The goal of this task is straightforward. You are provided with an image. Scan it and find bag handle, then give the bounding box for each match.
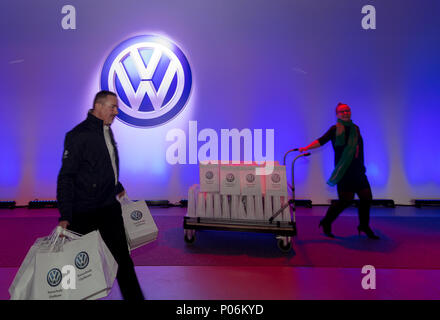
[57,226,83,240]
[47,227,83,252]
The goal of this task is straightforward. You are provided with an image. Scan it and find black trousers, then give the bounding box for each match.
[323,174,373,228]
[69,202,144,300]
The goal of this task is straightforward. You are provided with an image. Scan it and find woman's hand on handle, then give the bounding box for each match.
[299,140,321,153]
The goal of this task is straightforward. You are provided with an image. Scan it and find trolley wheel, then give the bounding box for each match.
[184,229,196,244]
[277,236,292,252]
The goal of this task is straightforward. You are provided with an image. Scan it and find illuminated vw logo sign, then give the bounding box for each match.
[130,210,143,221]
[75,251,89,270]
[47,268,62,287]
[101,35,192,127]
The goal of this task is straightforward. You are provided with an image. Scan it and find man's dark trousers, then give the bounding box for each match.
[69,201,144,300]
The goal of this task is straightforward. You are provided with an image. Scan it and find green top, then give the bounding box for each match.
[327,119,359,186]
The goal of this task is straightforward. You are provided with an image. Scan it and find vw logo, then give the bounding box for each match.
[131,210,143,221]
[226,173,235,183]
[205,171,214,180]
[271,173,281,183]
[101,35,192,128]
[75,251,89,270]
[246,174,255,183]
[47,268,62,287]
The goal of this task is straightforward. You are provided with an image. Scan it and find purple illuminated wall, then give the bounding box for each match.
[0,0,439,205]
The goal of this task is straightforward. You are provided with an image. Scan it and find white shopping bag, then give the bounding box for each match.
[240,166,262,196]
[65,230,117,300]
[9,236,53,300]
[9,228,69,300]
[265,165,288,196]
[30,250,71,300]
[220,165,241,195]
[10,228,118,300]
[121,200,158,251]
[199,162,220,193]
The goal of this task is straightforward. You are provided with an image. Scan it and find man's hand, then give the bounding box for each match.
[117,190,131,205]
[58,220,70,238]
[58,220,69,229]
[117,190,126,200]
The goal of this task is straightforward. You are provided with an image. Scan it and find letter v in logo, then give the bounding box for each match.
[101,35,192,128]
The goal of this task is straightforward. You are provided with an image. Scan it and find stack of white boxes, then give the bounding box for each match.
[186,162,291,222]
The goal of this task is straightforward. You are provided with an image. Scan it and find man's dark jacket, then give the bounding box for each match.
[57,113,124,224]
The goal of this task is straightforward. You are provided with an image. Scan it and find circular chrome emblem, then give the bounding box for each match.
[101,35,192,127]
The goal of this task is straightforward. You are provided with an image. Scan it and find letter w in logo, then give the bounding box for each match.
[114,48,178,111]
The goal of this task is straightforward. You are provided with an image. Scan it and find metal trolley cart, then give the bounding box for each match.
[183,149,310,252]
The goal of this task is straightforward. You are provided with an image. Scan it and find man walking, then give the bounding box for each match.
[57,90,144,300]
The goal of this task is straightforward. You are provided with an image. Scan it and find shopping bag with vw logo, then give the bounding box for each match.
[219,165,241,195]
[121,200,158,251]
[9,233,65,300]
[264,164,288,196]
[30,250,71,300]
[240,165,262,196]
[199,162,220,193]
[28,228,117,300]
[60,230,118,300]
